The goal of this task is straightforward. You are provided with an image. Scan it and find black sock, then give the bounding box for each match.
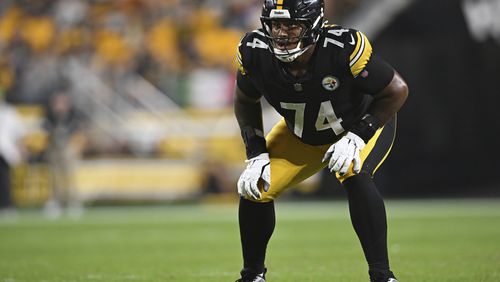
[343,173,390,273]
[239,198,275,274]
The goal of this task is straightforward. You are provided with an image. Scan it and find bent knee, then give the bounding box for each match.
[337,170,372,183]
[243,193,275,203]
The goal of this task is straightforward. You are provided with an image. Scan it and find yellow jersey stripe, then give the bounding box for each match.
[236,50,242,65]
[349,32,372,77]
[236,49,246,75]
[349,32,362,61]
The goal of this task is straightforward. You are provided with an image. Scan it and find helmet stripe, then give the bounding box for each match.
[277,0,284,9]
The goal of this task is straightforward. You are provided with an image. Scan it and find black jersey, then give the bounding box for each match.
[236,25,394,146]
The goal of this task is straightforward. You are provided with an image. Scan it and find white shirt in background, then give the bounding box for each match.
[0,103,26,166]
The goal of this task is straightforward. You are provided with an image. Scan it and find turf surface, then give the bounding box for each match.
[1,199,499,281]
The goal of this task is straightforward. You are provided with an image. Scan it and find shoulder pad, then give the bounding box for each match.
[322,25,373,77]
[236,29,269,76]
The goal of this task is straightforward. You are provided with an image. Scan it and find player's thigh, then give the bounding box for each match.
[337,116,397,182]
[257,120,327,202]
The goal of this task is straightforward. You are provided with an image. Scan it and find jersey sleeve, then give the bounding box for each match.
[354,54,395,94]
[236,45,247,76]
[236,71,262,99]
[235,33,262,99]
[343,29,373,78]
[336,28,394,92]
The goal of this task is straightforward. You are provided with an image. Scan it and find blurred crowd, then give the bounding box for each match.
[0,0,265,107]
[0,0,364,106]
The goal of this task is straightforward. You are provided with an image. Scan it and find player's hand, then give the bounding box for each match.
[322,132,366,175]
[237,153,271,200]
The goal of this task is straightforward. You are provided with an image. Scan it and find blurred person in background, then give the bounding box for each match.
[234,0,408,281]
[43,84,86,218]
[0,88,27,217]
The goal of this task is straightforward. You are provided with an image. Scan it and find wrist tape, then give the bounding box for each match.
[349,114,382,143]
[241,126,267,159]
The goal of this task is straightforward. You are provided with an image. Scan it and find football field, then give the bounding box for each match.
[1,199,499,282]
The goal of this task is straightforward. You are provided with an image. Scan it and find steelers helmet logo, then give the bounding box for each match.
[322,76,340,91]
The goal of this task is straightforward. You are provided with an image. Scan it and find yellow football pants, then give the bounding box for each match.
[252,117,396,203]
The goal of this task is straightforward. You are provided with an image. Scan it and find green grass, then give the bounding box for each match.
[1,199,499,281]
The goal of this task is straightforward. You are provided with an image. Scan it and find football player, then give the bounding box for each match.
[234,0,408,282]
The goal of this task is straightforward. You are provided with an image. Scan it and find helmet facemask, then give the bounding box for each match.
[262,18,310,62]
[261,7,324,63]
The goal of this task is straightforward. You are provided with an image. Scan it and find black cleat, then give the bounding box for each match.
[235,268,266,282]
[234,275,265,282]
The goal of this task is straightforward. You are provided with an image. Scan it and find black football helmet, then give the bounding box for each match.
[261,0,324,62]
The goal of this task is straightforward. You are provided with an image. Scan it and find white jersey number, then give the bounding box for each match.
[323,29,350,48]
[280,101,345,138]
[247,38,268,49]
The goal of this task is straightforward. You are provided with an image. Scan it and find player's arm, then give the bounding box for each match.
[234,34,271,199]
[367,70,408,125]
[344,29,408,143]
[323,30,408,175]
[234,73,270,200]
[351,55,408,143]
[234,34,268,159]
[234,74,267,159]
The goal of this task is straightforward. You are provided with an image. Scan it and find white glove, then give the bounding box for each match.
[237,153,271,200]
[322,132,366,175]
